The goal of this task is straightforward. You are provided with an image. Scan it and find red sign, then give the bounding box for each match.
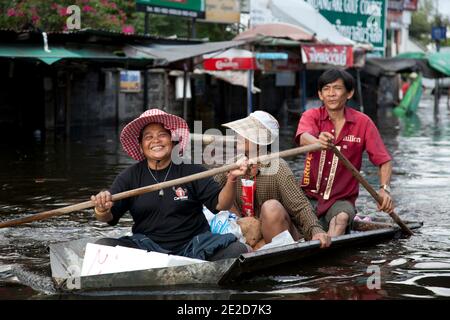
[403,0,418,11]
[203,57,256,70]
[301,45,353,67]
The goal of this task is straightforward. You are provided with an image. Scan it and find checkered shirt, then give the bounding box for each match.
[214,158,324,240]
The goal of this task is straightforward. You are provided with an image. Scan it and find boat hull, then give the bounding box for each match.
[49,221,423,292]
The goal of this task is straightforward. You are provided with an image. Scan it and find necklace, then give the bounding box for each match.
[147,162,172,196]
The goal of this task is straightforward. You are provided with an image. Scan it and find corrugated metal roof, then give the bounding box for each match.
[126,40,248,65]
[0,43,149,65]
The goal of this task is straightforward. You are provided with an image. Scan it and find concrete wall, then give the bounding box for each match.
[54,68,178,128]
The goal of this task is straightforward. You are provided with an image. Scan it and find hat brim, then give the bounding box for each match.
[222,117,276,146]
[120,113,190,161]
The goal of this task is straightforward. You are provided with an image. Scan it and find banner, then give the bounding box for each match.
[301,45,353,67]
[403,0,418,11]
[203,48,256,70]
[249,0,274,26]
[136,0,205,18]
[203,0,240,23]
[204,57,256,70]
[305,0,386,57]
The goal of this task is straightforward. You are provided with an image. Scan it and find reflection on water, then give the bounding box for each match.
[1,95,450,299]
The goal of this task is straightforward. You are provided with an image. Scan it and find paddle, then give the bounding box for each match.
[0,143,322,229]
[329,144,414,237]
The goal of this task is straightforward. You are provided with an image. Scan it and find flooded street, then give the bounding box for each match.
[1,93,450,299]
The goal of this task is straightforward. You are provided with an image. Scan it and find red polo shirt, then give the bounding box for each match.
[295,106,392,217]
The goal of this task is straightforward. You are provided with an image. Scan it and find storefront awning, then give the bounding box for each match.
[0,43,147,65]
[124,40,248,66]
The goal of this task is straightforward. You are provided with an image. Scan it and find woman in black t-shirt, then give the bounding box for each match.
[91,109,249,261]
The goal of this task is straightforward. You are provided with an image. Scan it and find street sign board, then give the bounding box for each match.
[301,45,354,67]
[203,0,240,24]
[305,0,387,57]
[432,26,447,41]
[203,48,256,70]
[136,0,205,18]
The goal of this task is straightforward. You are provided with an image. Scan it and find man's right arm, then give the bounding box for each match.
[295,110,330,149]
[299,132,319,146]
[300,132,334,150]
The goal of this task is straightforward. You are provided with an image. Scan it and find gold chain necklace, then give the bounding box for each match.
[147,162,172,197]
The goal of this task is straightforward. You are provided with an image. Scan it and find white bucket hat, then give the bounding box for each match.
[222,110,279,145]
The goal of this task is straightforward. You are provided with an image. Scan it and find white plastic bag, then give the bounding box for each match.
[257,230,295,251]
[204,208,246,244]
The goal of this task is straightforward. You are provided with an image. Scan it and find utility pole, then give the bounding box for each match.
[143,13,149,112]
[434,38,440,114]
[431,23,446,115]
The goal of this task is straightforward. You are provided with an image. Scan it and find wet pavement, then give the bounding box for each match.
[0,93,449,299]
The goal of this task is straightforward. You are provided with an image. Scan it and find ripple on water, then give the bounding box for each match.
[413,262,450,270]
[388,258,408,267]
[388,273,450,298]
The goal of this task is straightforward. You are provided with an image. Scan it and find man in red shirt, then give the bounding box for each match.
[295,69,394,237]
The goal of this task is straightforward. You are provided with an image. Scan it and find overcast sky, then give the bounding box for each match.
[437,0,450,18]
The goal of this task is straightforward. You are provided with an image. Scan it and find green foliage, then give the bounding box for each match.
[410,0,450,46]
[410,0,433,44]
[0,0,238,41]
[0,0,140,32]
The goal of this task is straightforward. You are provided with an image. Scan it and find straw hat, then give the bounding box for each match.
[120,109,190,161]
[222,111,279,145]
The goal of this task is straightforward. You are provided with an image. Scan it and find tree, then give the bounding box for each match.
[1,0,144,33]
[0,0,238,41]
[410,0,450,47]
[409,0,434,45]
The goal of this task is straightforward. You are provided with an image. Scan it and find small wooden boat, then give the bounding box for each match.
[47,219,422,292]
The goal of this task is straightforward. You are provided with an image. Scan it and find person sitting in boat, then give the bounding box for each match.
[90,109,250,261]
[215,111,331,249]
[295,68,394,237]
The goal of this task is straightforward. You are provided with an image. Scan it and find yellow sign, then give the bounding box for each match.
[204,0,240,24]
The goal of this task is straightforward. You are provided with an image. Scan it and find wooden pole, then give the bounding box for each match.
[0,144,322,229]
[330,144,414,236]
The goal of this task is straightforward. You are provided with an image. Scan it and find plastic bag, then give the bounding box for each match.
[204,208,246,244]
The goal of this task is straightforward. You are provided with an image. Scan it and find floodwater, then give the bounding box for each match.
[0,93,449,300]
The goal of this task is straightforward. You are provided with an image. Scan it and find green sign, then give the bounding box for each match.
[136,0,205,18]
[305,0,386,57]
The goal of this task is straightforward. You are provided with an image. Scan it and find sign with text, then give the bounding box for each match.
[136,0,205,18]
[301,45,354,67]
[432,26,447,41]
[403,0,418,11]
[249,0,274,26]
[120,71,141,92]
[203,0,240,24]
[388,0,403,11]
[203,48,257,70]
[204,56,256,70]
[305,0,386,57]
[240,0,250,13]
